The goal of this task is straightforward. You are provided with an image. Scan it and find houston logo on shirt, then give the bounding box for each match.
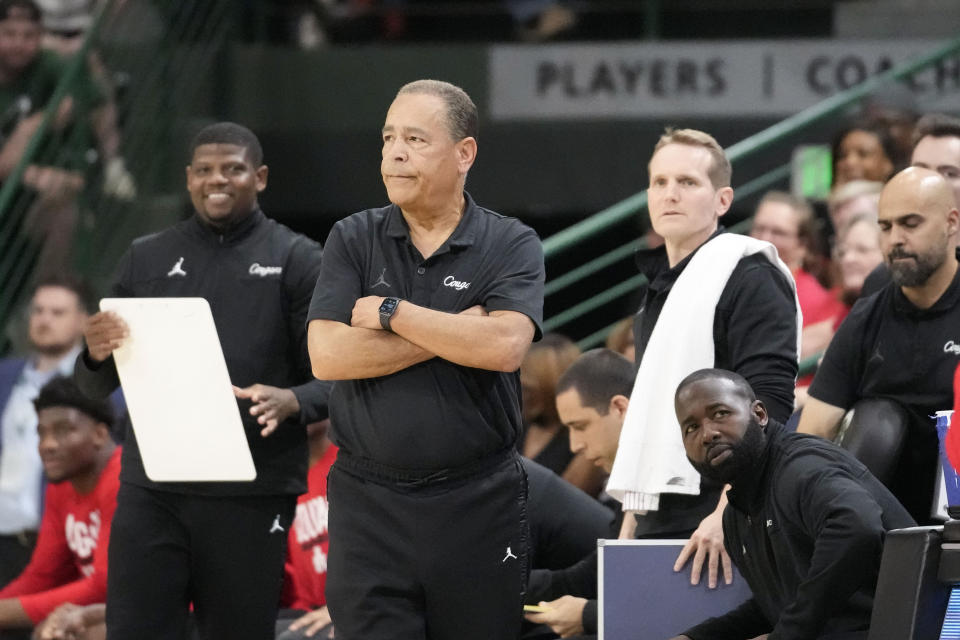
[294,496,329,575]
[66,510,101,576]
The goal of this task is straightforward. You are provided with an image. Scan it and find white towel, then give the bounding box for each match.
[606,234,802,512]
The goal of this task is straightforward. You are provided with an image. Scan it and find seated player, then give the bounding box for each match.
[276,420,337,640]
[0,377,119,634]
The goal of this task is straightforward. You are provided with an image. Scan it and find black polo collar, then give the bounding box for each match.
[384,192,481,253]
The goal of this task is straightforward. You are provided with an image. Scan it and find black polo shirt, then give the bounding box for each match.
[308,193,545,472]
[809,249,960,522]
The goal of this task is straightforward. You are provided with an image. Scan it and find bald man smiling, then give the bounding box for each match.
[799,167,960,523]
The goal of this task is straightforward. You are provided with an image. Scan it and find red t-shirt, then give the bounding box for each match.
[0,447,121,623]
[284,444,337,611]
[794,268,846,327]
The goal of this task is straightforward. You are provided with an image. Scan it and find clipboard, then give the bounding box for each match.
[101,297,256,482]
[598,539,752,639]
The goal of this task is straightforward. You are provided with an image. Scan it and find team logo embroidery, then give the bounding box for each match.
[502,546,517,563]
[269,514,285,534]
[167,257,187,277]
[372,267,391,289]
[249,263,282,277]
[944,340,960,355]
[443,275,471,291]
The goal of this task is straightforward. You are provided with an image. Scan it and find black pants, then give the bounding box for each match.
[326,452,529,640]
[105,483,296,640]
[0,531,35,589]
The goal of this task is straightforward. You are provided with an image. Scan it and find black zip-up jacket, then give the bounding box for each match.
[75,209,330,496]
[683,421,915,640]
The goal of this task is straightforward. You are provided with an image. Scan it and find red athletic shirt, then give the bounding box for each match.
[0,447,121,623]
[285,444,337,611]
[794,268,846,327]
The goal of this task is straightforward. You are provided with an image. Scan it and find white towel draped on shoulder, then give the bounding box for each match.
[606,234,801,512]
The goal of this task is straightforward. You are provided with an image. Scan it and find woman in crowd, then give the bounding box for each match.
[831,123,900,188]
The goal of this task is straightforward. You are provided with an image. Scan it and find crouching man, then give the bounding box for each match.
[670,369,914,640]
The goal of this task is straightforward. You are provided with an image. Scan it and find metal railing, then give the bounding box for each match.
[0,0,237,354]
[543,35,960,355]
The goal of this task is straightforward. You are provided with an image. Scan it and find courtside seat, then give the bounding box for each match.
[868,526,948,640]
[839,398,910,487]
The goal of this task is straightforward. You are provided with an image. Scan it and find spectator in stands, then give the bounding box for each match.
[508,0,576,41]
[798,167,960,524]
[0,275,88,590]
[275,419,337,640]
[0,0,131,279]
[670,368,914,640]
[520,333,605,497]
[34,0,94,55]
[0,376,119,635]
[307,79,543,640]
[911,113,960,208]
[525,348,634,639]
[749,191,844,360]
[74,122,330,640]
[606,128,799,590]
[836,213,883,308]
[831,123,899,188]
[827,179,882,237]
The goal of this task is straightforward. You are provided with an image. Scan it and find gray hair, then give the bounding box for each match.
[397,79,478,142]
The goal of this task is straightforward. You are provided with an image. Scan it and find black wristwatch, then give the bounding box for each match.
[379,297,401,331]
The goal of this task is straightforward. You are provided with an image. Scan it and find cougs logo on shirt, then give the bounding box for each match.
[66,510,101,575]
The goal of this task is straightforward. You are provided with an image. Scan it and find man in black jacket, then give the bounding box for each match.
[74,122,330,640]
[671,369,914,640]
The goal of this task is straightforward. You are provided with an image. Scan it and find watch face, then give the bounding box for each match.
[379,297,400,331]
[379,297,399,315]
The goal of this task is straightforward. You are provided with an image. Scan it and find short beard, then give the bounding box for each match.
[887,243,947,288]
[689,419,766,485]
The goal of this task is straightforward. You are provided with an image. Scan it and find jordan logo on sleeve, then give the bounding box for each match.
[269,514,284,534]
[502,546,517,563]
[167,257,187,277]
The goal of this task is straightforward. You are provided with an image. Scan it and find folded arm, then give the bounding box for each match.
[384,300,534,372]
[308,318,435,380]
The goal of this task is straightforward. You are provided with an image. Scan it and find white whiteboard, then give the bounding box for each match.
[100,297,256,482]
